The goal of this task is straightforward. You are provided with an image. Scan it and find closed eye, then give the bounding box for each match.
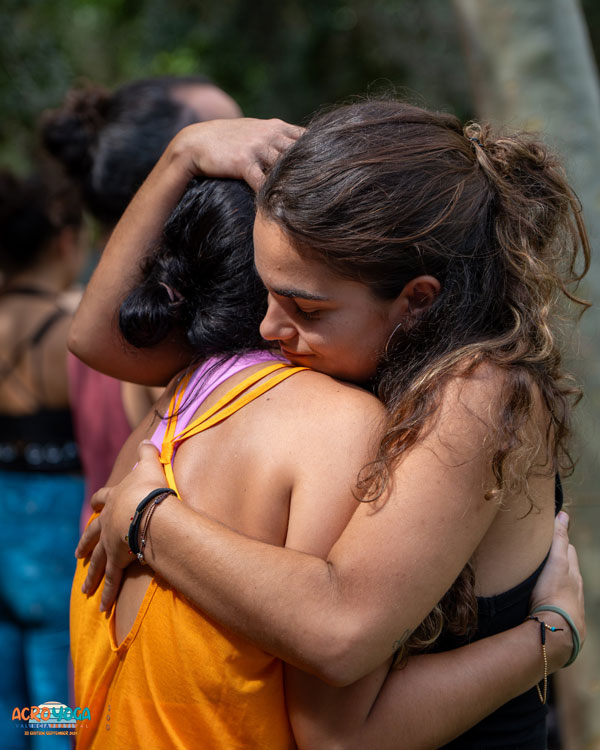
[295,304,322,321]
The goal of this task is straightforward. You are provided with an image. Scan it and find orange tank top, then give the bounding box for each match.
[71,361,306,749]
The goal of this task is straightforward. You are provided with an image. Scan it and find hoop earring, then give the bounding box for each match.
[384,320,405,355]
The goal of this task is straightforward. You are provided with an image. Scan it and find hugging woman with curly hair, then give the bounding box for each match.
[72,101,587,749]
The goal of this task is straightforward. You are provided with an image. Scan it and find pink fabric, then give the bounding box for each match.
[67,353,132,530]
[149,351,284,452]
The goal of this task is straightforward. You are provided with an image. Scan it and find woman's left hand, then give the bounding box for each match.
[76,440,169,611]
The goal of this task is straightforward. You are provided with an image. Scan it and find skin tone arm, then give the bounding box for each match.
[289,620,576,750]
[68,118,303,385]
[80,366,576,687]
[283,514,582,748]
[79,445,582,748]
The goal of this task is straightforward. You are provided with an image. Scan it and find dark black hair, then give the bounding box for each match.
[0,168,82,275]
[119,177,267,359]
[41,76,213,226]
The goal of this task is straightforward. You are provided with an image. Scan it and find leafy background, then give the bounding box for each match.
[3,0,596,169]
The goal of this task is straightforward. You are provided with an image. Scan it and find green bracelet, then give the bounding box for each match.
[530,605,581,667]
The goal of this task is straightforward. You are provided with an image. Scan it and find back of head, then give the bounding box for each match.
[119,177,266,360]
[41,76,238,227]
[0,167,82,277]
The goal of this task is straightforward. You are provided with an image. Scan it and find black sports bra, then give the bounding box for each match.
[436,475,563,749]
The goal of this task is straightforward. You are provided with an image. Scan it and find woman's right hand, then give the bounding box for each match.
[169,117,304,191]
[530,511,585,671]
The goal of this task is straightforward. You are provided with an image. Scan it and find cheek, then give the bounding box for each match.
[352,317,391,361]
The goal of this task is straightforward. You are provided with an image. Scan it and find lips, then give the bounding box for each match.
[280,345,311,360]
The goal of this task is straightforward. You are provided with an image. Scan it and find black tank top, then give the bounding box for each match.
[435,475,563,749]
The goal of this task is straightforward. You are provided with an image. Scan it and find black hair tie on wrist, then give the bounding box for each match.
[128,488,176,560]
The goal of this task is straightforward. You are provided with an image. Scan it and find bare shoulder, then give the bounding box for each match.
[269,368,386,432]
[424,360,543,463]
[432,361,510,432]
[246,368,385,480]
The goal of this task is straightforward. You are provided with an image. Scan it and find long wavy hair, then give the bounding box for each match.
[258,99,590,659]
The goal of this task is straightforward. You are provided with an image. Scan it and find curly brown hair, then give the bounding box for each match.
[258,99,590,659]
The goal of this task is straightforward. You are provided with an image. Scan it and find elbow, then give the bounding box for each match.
[66,316,91,365]
[299,617,378,687]
[315,659,370,690]
[67,319,83,359]
[67,317,99,369]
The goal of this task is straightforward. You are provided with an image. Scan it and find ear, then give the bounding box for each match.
[389,275,441,321]
[404,275,440,314]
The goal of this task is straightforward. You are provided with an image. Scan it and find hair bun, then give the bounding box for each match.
[41,84,111,177]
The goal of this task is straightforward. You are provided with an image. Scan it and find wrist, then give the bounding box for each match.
[529,611,572,672]
[165,125,206,181]
[134,491,180,568]
[127,488,176,564]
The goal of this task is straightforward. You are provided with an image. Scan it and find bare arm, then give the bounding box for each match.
[79,370,557,684]
[68,118,302,385]
[288,623,567,749]
[79,458,582,746]
[284,515,583,749]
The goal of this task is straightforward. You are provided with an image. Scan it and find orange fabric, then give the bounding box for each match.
[71,363,307,749]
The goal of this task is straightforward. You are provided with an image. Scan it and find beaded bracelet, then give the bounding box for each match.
[127,488,177,563]
[525,615,564,705]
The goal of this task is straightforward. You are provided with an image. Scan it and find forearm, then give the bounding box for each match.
[68,140,194,384]
[350,616,568,748]
[145,496,367,684]
[288,617,571,750]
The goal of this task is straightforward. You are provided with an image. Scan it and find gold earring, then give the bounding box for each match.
[384,321,405,355]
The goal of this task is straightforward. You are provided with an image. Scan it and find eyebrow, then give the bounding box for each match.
[272,286,330,302]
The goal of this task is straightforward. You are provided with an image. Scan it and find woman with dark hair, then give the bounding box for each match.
[41,76,242,525]
[42,76,240,230]
[71,168,383,749]
[0,167,85,748]
[72,109,586,748]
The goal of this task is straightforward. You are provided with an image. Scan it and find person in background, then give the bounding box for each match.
[41,75,242,527]
[0,167,85,749]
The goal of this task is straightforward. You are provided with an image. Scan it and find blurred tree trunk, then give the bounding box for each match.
[453,1,600,748]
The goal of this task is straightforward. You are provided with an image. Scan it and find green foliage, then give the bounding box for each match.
[0,0,470,168]
[1,0,598,170]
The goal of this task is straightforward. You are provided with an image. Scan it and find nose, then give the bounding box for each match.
[259,295,296,342]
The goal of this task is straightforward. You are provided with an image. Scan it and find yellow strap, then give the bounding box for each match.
[164,461,177,495]
[160,363,289,467]
[160,364,307,489]
[162,371,193,458]
[173,366,307,441]
[170,363,290,442]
